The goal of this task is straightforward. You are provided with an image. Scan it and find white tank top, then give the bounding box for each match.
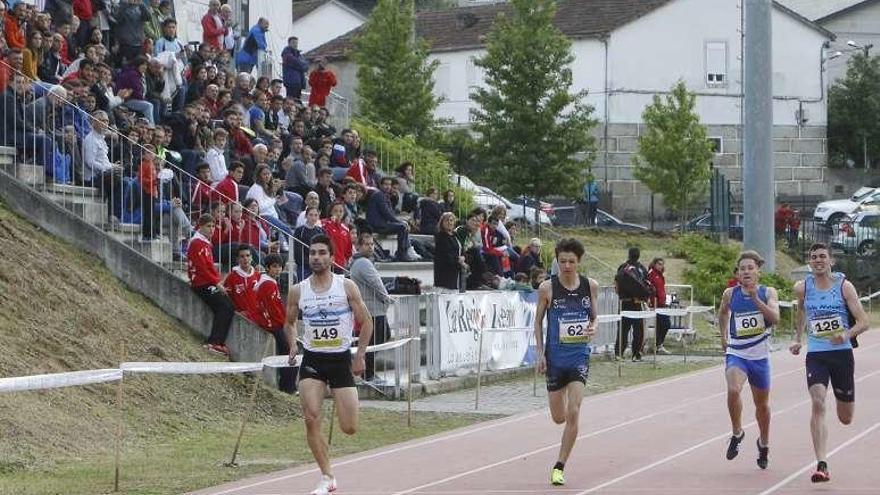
[298,274,355,353]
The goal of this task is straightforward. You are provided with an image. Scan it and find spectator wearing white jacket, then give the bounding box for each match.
[206,128,229,184]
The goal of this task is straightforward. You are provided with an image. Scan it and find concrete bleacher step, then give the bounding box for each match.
[375,261,433,287]
[136,239,173,265]
[42,182,100,200]
[64,201,108,226]
[0,162,43,186]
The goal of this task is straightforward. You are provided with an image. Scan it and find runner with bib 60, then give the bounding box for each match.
[718,250,780,469]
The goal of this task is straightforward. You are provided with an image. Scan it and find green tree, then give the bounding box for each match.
[352,0,441,140]
[634,81,713,227]
[470,0,596,201]
[828,53,880,168]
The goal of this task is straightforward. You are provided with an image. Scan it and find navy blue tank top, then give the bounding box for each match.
[546,275,593,365]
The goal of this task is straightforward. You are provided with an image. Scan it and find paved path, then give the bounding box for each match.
[191,332,880,494]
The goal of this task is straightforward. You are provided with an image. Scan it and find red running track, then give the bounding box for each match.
[191,331,880,495]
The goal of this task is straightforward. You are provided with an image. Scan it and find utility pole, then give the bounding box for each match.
[743,0,775,271]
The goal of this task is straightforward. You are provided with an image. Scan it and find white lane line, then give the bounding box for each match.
[572,368,880,495]
[390,366,809,495]
[756,421,880,495]
[199,357,731,494]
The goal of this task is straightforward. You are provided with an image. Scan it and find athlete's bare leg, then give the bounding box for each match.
[556,382,585,464]
[300,378,332,476]
[809,383,829,462]
[726,367,748,435]
[332,386,359,435]
[751,385,771,446]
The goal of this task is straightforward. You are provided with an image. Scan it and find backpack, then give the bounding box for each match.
[242,33,258,56]
[615,262,653,300]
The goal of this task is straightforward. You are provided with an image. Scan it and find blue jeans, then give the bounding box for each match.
[124,99,156,125]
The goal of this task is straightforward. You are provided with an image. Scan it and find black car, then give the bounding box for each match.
[676,212,744,239]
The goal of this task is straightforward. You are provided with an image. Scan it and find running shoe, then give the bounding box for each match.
[204,343,229,356]
[756,439,769,469]
[811,462,830,483]
[310,474,338,494]
[550,468,565,486]
[726,431,745,460]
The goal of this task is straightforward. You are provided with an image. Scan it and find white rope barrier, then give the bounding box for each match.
[620,310,657,319]
[0,369,123,393]
[655,308,689,317]
[597,314,622,323]
[119,362,264,374]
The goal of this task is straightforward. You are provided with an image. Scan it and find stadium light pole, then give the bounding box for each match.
[743,0,775,271]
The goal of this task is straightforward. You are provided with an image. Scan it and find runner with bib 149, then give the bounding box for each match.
[718,250,779,469]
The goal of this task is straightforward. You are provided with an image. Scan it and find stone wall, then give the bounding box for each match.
[591,124,829,220]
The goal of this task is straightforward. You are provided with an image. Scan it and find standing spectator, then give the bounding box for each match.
[584,176,600,226]
[253,254,296,393]
[614,247,652,361]
[350,232,394,381]
[201,0,226,51]
[223,245,262,322]
[647,257,670,355]
[292,206,325,281]
[144,0,166,42]
[307,56,337,108]
[441,189,456,213]
[481,214,509,276]
[188,214,234,356]
[455,209,489,289]
[419,188,443,235]
[235,18,269,75]
[219,3,238,57]
[281,36,308,101]
[367,177,415,261]
[138,145,161,240]
[114,0,151,63]
[434,212,465,290]
[322,202,353,271]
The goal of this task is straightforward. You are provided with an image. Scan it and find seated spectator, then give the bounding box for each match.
[331,128,353,168]
[253,254,296,393]
[441,189,456,213]
[215,161,244,204]
[530,266,547,290]
[296,191,322,228]
[341,183,362,228]
[22,30,44,80]
[347,148,380,190]
[138,145,161,240]
[116,56,156,125]
[419,188,443,235]
[246,164,293,235]
[481,214,509,276]
[206,128,229,184]
[81,110,124,218]
[517,238,544,274]
[187,213,235,356]
[323,202,354,271]
[223,108,253,163]
[490,205,519,265]
[367,177,415,261]
[434,212,465,290]
[315,167,340,213]
[190,163,216,215]
[39,33,69,85]
[292,206,325,281]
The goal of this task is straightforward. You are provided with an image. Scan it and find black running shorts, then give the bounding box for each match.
[298,349,356,389]
[806,350,855,403]
[545,355,590,392]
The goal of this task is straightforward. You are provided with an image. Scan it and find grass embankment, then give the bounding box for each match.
[0,202,489,494]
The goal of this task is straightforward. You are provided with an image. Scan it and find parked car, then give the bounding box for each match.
[675,212,744,239]
[831,212,880,255]
[514,195,556,222]
[814,187,880,225]
[595,209,648,231]
[474,186,553,226]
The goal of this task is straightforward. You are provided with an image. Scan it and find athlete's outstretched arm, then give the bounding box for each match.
[534,280,551,373]
[345,279,374,376]
[842,280,869,338]
[285,284,302,364]
[718,288,732,352]
[790,281,806,355]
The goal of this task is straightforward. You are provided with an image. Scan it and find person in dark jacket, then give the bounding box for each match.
[113,0,151,63]
[434,212,465,290]
[366,177,415,261]
[614,247,651,361]
[0,73,56,169]
[281,36,308,100]
[115,56,156,125]
[419,188,443,235]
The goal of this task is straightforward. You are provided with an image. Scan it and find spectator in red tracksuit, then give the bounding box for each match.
[190,163,217,217]
[480,214,508,276]
[187,213,235,356]
[254,254,296,393]
[647,257,670,354]
[138,147,160,240]
[223,245,261,322]
[215,161,244,205]
[307,57,337,108]
[322,202,353,271]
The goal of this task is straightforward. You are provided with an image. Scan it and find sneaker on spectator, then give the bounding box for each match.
[406,246,422,260]
[657,345,670,355]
